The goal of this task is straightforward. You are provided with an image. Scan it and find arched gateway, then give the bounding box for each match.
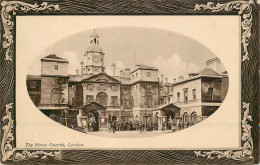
[77,102,106,131]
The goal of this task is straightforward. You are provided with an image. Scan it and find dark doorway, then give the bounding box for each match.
[85,111,99,131]
[112,116,117,122]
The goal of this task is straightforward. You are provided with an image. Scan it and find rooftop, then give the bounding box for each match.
[131,64,158,73]
[41,54,68,63]
[198,68,220,76]
[86,44,104,54]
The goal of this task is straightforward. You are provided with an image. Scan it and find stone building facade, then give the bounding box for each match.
[27,31,228,131]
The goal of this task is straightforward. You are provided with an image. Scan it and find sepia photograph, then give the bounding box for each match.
[26,27,229,138]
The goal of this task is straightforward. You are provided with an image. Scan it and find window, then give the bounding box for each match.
[51,88,60,104]
[147,72,151,77]
[86,95,94,104]
[208,87,213,99]
[177,92,180,102]
[184,89,188,102]
[30,81,36,88]
[136,73,138,77]
[183,113,188,123]
[145,92,153,107]
[168,97,170,103]
[132,75,134,79]
[54,65,58,70]
[111,96,118,106]
[192,89,196,100]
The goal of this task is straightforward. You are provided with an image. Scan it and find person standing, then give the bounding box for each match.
[139,122,143,133]
[113,122,116,133]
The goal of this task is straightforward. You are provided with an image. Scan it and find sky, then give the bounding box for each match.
[23,16,230,82]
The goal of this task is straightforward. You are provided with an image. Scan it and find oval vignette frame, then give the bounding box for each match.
[26,26,230,138]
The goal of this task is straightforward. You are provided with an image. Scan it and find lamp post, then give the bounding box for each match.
[120,106,124,122]
[60,108,69,127]
[143,109,148,130]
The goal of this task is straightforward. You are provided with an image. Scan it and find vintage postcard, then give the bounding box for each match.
[0,0,259,164]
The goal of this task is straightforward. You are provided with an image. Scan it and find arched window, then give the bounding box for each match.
[183,112,188,123]
[145,92,153,108]
[191,112,197,124]
[96,92,108,106]
[51,88,61,104]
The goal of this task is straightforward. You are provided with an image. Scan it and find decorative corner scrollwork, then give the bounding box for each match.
[1,1,60,61]
[194,102,253,160]
[194,0,253,61]
[1,103,62,162]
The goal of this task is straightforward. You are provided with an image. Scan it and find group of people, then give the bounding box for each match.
[176,120,198,130]
[108,121,160,133]
[84,118,97,132]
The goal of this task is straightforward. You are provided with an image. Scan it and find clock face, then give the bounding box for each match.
[92,55,100,63]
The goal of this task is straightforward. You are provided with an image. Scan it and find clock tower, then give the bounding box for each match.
[83,30,105,77]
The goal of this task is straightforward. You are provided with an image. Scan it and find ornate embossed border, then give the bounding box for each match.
[0,0,258,164]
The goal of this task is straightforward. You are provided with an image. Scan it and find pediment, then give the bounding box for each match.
[82,73,121,84]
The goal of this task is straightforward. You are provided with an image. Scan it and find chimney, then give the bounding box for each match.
[111,63,116,76]
[165,77,168,84]
[206,57,221,73]
[80,61,84,77]
[120,70,125,78]
[125,68,130,78]
[161,74,164,83]
[76,69,79,76]
[173,78,176,83]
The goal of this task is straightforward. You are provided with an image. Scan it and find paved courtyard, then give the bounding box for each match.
[87,130,175,138]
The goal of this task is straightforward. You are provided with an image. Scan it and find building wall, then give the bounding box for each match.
[222,76,229,100]
[82,82,120,107]
[68,82,83,108]
[131,83,141,107]
[130,69,158,83]
[139,82,160,108]
[41,61,68,76]
[40,77,69,105]
[120,85,132,109]
[131,82,159,108]
[172,78,201,104]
